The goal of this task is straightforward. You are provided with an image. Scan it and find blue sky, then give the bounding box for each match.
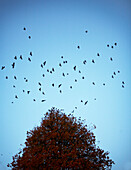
[0,0,131,169]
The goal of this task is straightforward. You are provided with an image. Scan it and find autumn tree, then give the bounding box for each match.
[8,107,115,169]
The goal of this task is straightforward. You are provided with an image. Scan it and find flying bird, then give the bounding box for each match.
[50,71,52,74]
[42,92,45,95]
[111,46,114,48]
[39,88,41,91]
[75,107,77,109]
[97,53,100,56]
[122,85,124,88]
[5,76,8,79]
[43,61,46,66]
[114,42,117,46]
[103,83,105,86]
[30,52,32,56]
[62,73,65,77]
[73,66,76,71]
[79,70,81,73]
[118,70,120,73]
[84,101,88,105]
[12,62,15,69]
[23,27,26,30]
[1,66,5,70]
[82,76,84,79]
[41,64,43,68]
[14,76,17,80]
[38,82,41,86]
[83,60,87,64]
[70,86,72,89]
[13,85,16,88]
[23,90,25,92]
[25,79,28,82]
[28,36,31,39]
[94,98,96,100]
[60,90,62,93]
[107,44,109,47]
[77,46,80,49]
[67,73,69,75]
[52,68,55,72]
[20,55,23,60]
[112,75,114,78]
[42,74,45,77]
[59,63,62,67]
[47,69,49,72]
[81,100,83,103]
[61,56,63,58]
[27,91,30,94]
[15,95,18,99]
[14,56,17,60]
[75,79,77,82]
[92,82,95,85]
[28,57,31,62]
[113,72,116,75]
[122,81,125,84]
[41,100,46,102]
[52,83,54,87]
[33,99,36,102]
[92,59,95,63]
[85,30,88,33]
[58,84,62,88]
[110,57,113,61]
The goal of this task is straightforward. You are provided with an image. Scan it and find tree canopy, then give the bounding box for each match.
[8,107,115,169]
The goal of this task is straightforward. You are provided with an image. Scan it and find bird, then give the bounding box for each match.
[12,62,15,69]
[110,57,113,61]
[61,56,63,58]
[41,100,46,102]
[103,83,105,86]
[62,73,65,77]
[33,99,36,102]
[39,88,41,91]
[42,92,45,95]
[28,57,31,62]
[122,85,124,88]
[50,71,52,74]
[70,86,72,89]
[25,79,28,82]
[14,76,17,80]
[5,76,8,79]
[59,63,62,67]
[81,100,83,103]
[75,107,77,109]
[83,60,87,64]
[73,66,76,71]
[107,44,109,47]
[13,85,16,88]
[20,55,23,60]
[92,82,95,85]
[47,69,49,72]
[41,64,43,68]
[30,52,32,56]
[112,75,114,78]
[92,59,95,63]
[94,98,96,100]
[97,53,100,56]
[114,43,117,46]
[38,82,41,86]
[122,81,125,84]
[85,30,88,33]
[111,46,114,49]
[52,68,55,72]
[15,95,18,99]
[58,84,62,88]
[79,70,81,73]
[63,61,66,64]
[75,79,77,82]
[23,27,26,30]
[67,73,69,75]
[52,83,54,87]
[65,61,67,63]
[24,77,26,80]
[14,56,17,60]
[27,91,30,94]
[28,36,31,39]
[60,90,62,93]
[42,74,45,77]
[23,90,25,92]
[84,101,88,105]
[1,66,5,70]
[77,46,80,49]
[118,70,120,73]
[11,102,14,104]
[113,72,116,75]
[43,61,46,66]
[82,76,84,79]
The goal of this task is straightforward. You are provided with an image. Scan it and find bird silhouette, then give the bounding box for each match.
[60,90,62,93]
[50,71,52,74]
[28,36,31,39]
[73,66,76,71]
[23,90,25,92]
[25,79,28,82]
[122,81,125,84]
[75,79,77,82]
[61,56,63,58]
[112,75,114,78]
[111,46,114,48]
[81,100,83,103]
[23,27,26,30]
[12,62,15,69]
[20,55,23,60]
[28,57,31,62]
[42,74,45,77]
[30,52,32,56]
[38,82,41,86]
[85,30,88,33]
[84,101,88,105]
[11,102,14,104]
[52,68,55,72]
[107,44,109,47]
[103,83,105,86]
[94,98,96,100]
[41,64,43,68]
[52,83,54,87]
[59,63,62,67]
[42,92,45,95]
[41,100,46,102]
[14,76,17,80]
[58,84,62,88]
[15,95,18,99]
[122,85,124,88]
[77,46,80,49]
[33,99,36,101]
[1,66,5,70]
[67,73,69,75]
[5,76,8,79]
[83,60,87,64]
[113,72,116,75]
[43,61,46,66]
[62,73,65,77]
[79,70,81,73]
[47,69,49,72]
[39,88,41,91]
[97,53,100,56]
[118,70,120,73]
[27,91,30,94]
[70,86,72,89]
[110,57,113,61]
[14,56,17,60]
[92,59,95,63]
[114,43,117,46]
[75,107,77,109]
[92,82,95,85]
[82,76,84,79]
[13,85,16,88]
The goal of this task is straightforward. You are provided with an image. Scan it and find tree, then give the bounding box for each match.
[7,107,115,169]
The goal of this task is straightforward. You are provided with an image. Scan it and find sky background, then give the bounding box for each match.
[0,0,131,169]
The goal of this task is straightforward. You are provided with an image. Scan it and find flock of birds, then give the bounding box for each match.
[1,27,125,111]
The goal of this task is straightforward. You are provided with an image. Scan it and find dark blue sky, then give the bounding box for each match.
[0,0,131,169]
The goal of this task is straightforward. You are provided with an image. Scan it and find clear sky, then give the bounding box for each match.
[0,0,131,169]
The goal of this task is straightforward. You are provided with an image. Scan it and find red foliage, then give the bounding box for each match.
[8,108,115,169]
